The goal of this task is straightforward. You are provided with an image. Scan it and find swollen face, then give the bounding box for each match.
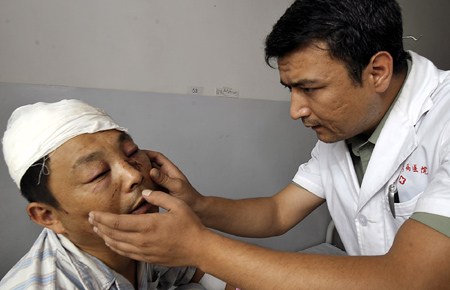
[46,130,158,248]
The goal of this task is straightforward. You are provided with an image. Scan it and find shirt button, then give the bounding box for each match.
[358,214,368,226]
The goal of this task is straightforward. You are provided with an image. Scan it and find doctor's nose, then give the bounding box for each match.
[290,93,311,120]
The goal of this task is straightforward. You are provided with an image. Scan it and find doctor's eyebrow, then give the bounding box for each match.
[280,79,320,88]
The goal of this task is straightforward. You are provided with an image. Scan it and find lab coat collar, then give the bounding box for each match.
[355,51,439,211]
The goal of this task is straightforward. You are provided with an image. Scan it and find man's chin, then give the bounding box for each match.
[317,134,342,144]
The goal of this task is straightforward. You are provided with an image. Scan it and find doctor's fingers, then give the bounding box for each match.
[150,168,186,194]
[144,150,188,180]
[89,211,166,252]
[145,150,162,170]
[92,214,199,267]
[145,150,165,163]
[90,192,195,236]
[100,230,177,266]
[90,213,167,251]
[149,169,203,209]
[145,150,174,171]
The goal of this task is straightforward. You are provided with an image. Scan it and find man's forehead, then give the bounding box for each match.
[277,45,345,86]
[52,130,131,169]
[3,99,128,188]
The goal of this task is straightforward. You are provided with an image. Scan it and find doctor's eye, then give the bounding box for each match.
[303,88,316,93]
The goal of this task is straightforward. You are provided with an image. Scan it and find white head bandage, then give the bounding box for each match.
[2,99,128,188]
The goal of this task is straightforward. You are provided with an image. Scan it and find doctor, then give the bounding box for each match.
[90,0,450,288]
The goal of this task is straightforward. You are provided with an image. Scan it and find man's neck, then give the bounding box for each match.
[388,69,408,105]
[82,243,138,288]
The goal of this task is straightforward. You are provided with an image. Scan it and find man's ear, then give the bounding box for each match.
[368,51,393,94]
[27,202,66,234]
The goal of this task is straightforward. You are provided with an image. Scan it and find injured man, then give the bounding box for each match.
[1,99,232,290]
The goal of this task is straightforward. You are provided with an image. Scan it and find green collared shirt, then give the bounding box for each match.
[346,99,392,186]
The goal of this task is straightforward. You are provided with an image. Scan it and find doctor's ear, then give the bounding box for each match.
[368,51,393,94]
[27,202,66,234]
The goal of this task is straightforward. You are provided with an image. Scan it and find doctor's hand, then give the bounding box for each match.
[89,190,207,268]
[145,150,204,210]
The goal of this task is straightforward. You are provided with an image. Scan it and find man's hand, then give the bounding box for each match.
[88,190,207,268]
[146,150,204,210]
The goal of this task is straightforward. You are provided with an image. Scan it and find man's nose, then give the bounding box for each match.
[120,160,144,192]
[290,92,311,120]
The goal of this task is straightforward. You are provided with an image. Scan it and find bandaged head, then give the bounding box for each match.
[2,99,128,188]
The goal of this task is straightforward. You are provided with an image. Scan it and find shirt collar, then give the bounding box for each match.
[58,232,141,289]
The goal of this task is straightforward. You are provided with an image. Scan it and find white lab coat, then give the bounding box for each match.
[293,51,450,256]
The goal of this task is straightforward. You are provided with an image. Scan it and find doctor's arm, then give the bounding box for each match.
[197,216,450,289]
[90,151,450,289]
[90,190,450,289]
[145,150,323,238]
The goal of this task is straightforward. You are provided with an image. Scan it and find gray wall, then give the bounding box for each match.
[400,0,450,69]
[0,83,326,278]
[0,0,293,101]
[1,0,448,102]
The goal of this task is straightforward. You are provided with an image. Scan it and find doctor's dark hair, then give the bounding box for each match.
[264,0,411,85]
[20,156,61,209]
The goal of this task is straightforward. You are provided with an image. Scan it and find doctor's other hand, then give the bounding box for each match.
[89,190,207,268]
[145,150,204,210]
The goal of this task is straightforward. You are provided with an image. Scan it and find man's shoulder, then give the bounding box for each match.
[0,228,68,289]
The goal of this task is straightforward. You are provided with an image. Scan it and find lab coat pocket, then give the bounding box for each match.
[394,192,422,221]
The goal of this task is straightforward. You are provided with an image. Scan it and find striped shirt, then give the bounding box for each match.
[0,228,205,290]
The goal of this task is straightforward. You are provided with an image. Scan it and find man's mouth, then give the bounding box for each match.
[131,200,154,214]
[304,123,321,131]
